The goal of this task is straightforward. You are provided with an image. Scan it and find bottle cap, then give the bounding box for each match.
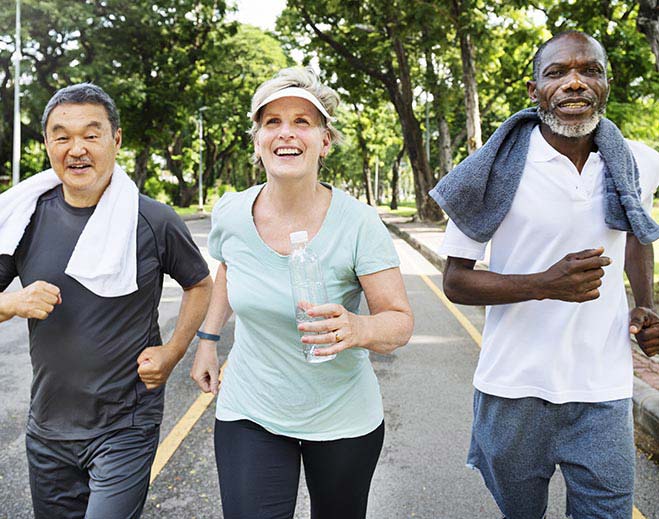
[289,231,308,244]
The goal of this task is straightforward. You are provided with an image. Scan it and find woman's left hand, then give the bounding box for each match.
[297,303,363,357]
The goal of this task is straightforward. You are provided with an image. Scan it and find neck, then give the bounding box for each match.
[261,175,327,216]
[62,181,111,208]
[539,124,596,173]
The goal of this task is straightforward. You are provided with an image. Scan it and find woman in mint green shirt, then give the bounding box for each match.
[191,67,414,519]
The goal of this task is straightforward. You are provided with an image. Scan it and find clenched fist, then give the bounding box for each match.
[629,307,659,357]
[1,281,61,321]
[538,247,610,303]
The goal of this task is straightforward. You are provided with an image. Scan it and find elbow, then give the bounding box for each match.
[384,310,414,354]
[443,274,465,304]
[401,311,414,345]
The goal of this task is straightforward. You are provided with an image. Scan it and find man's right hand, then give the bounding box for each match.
[538,247,610,302]
[1,281,61,321]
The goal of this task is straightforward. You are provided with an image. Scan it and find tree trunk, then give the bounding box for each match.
[133,145,151,192]
[362,157,374,206]
[452,0,482,154]
[354,109,375,206]
[638,0,659,71]
[385,85,443,220]
[298,8,444,221]
[374,157,382,206]
[248,166,260,186]
[390,145,405,210]
[388,36,443,221]
[165,135,192,207]
[438,116,453,177]
[425,49,454,179]
[179,185,196,207]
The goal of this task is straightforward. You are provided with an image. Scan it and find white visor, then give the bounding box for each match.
[250,87,333,122]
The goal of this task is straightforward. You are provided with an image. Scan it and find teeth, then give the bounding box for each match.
[275,148,301,156]
[561,102,587,108]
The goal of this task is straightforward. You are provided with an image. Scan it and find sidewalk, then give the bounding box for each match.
[380,212,659,455]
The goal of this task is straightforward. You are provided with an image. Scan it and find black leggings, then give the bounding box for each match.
[214,418,385,519]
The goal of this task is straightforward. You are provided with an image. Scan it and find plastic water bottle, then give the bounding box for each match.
[289,231,336,363]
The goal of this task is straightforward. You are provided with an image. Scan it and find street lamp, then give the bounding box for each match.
[12,0,21,186]
[197,106,209,211]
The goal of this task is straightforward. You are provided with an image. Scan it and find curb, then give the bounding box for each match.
[385,222,448,273]
[180,212,210,222]
[384,221,490,272]
[384,218,659,454]
[633,378,659,456]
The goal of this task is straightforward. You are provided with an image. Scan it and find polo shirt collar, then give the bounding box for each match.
[528,125,602,166]
[528,125,563,163]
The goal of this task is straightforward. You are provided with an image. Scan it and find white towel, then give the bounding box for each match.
[0,165,139,297]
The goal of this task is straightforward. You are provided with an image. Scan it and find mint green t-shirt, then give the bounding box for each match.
[208,183,400,440]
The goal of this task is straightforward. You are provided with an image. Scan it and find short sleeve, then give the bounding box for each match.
[628,140,659,213]
[354,206,400,276]
[158,207,210,288]
[208,193,236,263]
[0,254,17,291]
[438,219,488,260]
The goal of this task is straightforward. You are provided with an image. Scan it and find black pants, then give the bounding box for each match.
[215,418,385,519]
[26,425,159,519]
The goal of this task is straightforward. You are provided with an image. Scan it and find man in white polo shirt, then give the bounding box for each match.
[430,31,659,518]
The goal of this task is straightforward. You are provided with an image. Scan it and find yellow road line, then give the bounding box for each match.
[418,273,482,348]
[633,508,647,519]
[149,362,226,484]
[404,244,648,519]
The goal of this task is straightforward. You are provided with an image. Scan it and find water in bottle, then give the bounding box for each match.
[289,231,336,363]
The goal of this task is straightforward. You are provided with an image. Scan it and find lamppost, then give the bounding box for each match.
[12,0,21,186]
[197,106,209,211]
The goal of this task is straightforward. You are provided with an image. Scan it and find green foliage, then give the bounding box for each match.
[216,183,236,198]
[2,0,657,214]
[142,176,174,204]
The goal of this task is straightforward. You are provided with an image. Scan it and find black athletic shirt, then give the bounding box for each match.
[0,186,209,440]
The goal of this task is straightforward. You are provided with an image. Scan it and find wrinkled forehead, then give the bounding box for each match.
[539,34,606,70]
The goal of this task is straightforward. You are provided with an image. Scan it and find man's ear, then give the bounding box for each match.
[527,80,538,103]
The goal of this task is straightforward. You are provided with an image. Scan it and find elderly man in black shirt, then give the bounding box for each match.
[0,83,212,519]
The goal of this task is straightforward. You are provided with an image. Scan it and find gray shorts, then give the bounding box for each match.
[468,389,634,519]
[26,424,160,519]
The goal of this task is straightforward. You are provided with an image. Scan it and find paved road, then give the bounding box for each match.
[1,218,658,518]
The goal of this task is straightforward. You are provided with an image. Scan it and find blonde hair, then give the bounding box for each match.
[250,67,342,169]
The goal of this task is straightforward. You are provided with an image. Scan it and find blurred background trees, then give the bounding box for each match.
[1,0,657,219]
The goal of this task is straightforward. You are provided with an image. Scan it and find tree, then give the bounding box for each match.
[450,0,482,153]
[0,0,96,180]
[87,0,234,190]
[637,0,659,71]
[279,0,444,221]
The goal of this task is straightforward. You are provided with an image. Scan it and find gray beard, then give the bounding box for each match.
[537,104,606,138]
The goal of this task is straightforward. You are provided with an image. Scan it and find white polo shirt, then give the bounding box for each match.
[439,125,659,403]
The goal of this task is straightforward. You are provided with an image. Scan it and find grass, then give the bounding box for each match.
[377,200,417,218]
[172,204,214,216]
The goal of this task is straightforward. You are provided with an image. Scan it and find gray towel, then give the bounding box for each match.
[429,107,659,245]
